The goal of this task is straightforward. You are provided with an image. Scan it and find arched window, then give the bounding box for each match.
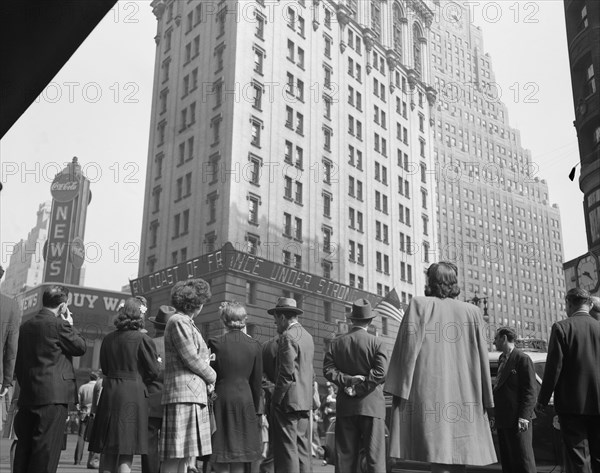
[371,1,382,38]
[393,2,403,61]
[413,23,423,76]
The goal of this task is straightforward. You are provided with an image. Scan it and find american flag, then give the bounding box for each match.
[375,288,405,323]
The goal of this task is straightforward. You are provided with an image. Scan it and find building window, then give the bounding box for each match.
[323,301,332,322]
[253,46,265,74]
[413,23,422,77]
[284,176,293,199]
[323,225,332,253]
[324,65,332,89]
[251,118,262,146]
[173,213,181,239]
[154,153,165,179]
[207,192,218,224]
[204,232,216,252]
[322,260,332,279]
[371,1,381,37]
[283,213,292,237]
[246,233,260,255]
[246,280,256,305]
[284,140,293,163]
[248,193,260,224]
[248,154,261,185]
[295,182,303,204]
[382,317,388,335]
[323,126,332,151]
[211,116,222,144]
[255,12,265,39]
[181,209,190,235]
[152,186,161,213]
[323,191,332,218]
[252,82,263,110]
[585,63,596,97]
[296,112,304,134]
[323,159,333,184]
[324,35,332,58]
[324,95,332,119]
[149,221,159,248]
[294,217,303,240]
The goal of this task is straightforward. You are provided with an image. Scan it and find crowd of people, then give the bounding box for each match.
[0,262,599,473]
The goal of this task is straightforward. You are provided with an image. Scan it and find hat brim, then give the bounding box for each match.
[267,307,304,315]
[148,316,167,327]
[348,314,376,320]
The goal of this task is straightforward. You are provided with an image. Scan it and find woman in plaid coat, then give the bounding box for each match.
[160,279,217,473]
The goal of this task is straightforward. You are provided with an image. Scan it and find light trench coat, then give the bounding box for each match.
[385,296,497,465]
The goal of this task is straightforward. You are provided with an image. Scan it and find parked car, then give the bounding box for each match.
[324,351,565,473]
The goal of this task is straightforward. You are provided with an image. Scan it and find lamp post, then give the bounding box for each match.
[467,292,491,350]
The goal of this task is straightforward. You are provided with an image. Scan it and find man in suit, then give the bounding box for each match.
[0,265,20,432]
[73,371,98,466]
[537,287,600,473]
[268,297,314,473]
[491,327,537,473]
[142,305,176,473]
[323,299,388,473]
[14,285,87,473]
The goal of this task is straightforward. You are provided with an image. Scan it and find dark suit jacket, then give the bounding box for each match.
[272,323,314,412]
[0,291,20,388]
[323,327,388,419]
[262,335,279,384]
[15,308,86,407]
[492,348,537,429]
[147,336,165,419]
[538,312,600,415]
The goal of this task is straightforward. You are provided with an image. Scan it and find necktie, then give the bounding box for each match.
[495,354,507,388]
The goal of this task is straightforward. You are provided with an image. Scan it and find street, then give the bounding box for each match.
[0,435,334,473]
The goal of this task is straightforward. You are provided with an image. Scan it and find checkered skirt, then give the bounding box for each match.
[160,403,212,459]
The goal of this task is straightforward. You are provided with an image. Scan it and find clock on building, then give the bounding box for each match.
[576,253,599,293]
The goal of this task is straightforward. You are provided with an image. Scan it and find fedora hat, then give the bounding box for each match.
[148,305,177,327]
[267,297,303,315]
[348,299,375,320]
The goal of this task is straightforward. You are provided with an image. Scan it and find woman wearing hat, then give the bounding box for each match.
[160,279,217,473]
[88,296,160,473]
[207,301,263,473]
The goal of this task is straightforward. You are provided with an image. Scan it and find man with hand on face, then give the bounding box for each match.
[268,297,314,473]
[491,327,537,473]
[14,285,87,473]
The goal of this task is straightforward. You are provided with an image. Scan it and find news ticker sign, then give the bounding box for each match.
[19,284,129,330]
[131,242,381,306]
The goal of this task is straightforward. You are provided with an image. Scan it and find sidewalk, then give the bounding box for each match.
[0,435,334,473]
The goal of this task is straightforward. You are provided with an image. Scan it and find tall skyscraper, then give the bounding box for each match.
[562,0,600,296]
[430,1,566,339]
[136,0,438,364]
[1,201,51,296]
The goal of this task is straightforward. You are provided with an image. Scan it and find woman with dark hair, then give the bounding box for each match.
[88,297,160,473]
[385,262,496,473]
[160,279,217,473]
[207,301,263,473]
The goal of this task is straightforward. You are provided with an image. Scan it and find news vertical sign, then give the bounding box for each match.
[43,157,91,284]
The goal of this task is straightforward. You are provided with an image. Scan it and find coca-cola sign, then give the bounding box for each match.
[51,173,80,202]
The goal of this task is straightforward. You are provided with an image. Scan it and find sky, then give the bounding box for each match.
[0,0,587,292]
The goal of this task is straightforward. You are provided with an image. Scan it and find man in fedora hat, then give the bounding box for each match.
[142,305,176,473]
[268,297,314,473]
[323,299,388,473]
